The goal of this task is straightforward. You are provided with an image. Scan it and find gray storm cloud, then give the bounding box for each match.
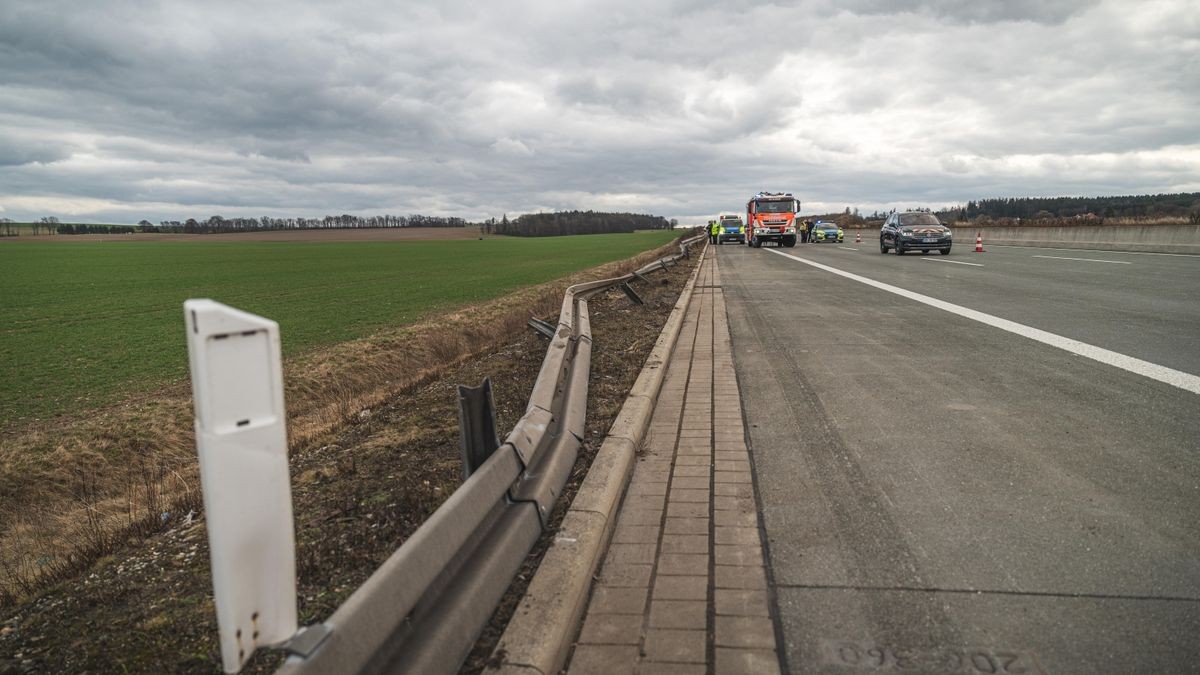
[0,0,1196,223]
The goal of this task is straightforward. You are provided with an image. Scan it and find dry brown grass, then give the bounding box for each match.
[1100,216,1194,226]
[0,239,683,606]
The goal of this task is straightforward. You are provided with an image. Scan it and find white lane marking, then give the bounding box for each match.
[767,248,1200,395]
[992,245,1199,258]
[837,247,859,251]
[920,258,984,267]
[1033,255,1131,265]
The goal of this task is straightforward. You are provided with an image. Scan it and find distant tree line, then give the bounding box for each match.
[805,207,868,227]
[960,192,1200,221]
[0,217,140,235]
[56,223,138,234]
[484,210,673,237]
[36,214,469,235]
[27,211,683,237]
[851,192,1200,226]
[132,214,468,234]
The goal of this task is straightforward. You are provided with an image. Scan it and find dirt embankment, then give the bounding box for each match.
[0,244,698,673]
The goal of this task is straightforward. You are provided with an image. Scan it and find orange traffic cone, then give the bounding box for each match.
[855,231,861,244]
[974,232,985,253]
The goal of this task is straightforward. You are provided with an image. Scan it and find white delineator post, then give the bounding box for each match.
[185,300,298,673]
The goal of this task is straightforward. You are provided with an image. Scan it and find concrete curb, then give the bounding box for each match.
[490,245,709,675]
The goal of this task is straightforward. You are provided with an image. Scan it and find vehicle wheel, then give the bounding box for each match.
[880,239,888,254]
[921,250,929,255]
[941,247,951,255]
[896,245,905,255]
[783,235,796,247]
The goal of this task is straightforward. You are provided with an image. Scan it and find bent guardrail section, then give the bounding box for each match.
[257,232,706,675]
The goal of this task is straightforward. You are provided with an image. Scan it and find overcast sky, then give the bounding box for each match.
[1,0,1197,224]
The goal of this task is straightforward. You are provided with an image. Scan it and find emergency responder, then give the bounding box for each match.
[800,219,812,244]
[710,220,720,244]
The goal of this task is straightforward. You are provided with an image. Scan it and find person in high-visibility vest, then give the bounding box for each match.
[710,220,720,244]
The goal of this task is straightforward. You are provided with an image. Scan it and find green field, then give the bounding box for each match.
[0,232,679,429]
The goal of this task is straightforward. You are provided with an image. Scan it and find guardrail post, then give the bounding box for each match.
[458,378,501,479]
[184,299,298,674]
[527,317,557,339]
[620,282,644,305]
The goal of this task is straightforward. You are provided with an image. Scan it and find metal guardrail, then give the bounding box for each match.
[276,231,706,675]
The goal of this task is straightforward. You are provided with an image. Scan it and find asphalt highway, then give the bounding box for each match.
[717,239,1200,674]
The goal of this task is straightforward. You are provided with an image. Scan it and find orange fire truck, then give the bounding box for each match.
[745,192,800,248]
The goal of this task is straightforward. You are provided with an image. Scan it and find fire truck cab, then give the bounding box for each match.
[745,192,800,248]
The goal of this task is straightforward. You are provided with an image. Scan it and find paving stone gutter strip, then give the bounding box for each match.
[489,244,709,675]
[566,252,783,675]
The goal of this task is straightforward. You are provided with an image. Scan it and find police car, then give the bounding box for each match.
[808,221,844,243]
[717,215,745,244]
